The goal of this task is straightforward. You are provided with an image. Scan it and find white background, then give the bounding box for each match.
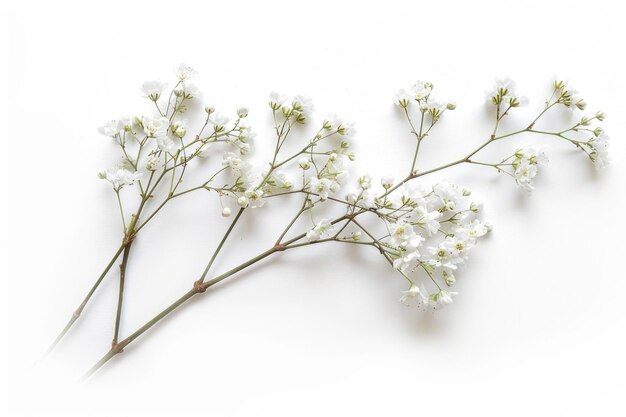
[2,0,625,416]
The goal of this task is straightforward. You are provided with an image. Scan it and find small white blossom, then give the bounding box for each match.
[181,82,201,99]
[269,92,287,110]
[414,206,441,236]
[175,63,197,81]
[244,188,265,208]
[222,152,251,176]
[381,174,394,189]
[292,95,314,119]
[428,289,458,310]
[142,116,169,138]
[156,136,176,154]
[141,80,168,101]
[306,219,333,242]
[298,157,311,170]
[309,177,336,200]
[210,113,230,131]
[487,77,528,107]
[588,133,610,168]
[98,120,119,138]
[399,284,428,305]
[99,168,143,189]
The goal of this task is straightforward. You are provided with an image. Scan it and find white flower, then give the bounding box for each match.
[464,219,490,239]
[141,80,168,101]
[553,79,587,111]
[358,174,372,190]
[175,63,197,81]
[222,152,251,176]
[412,81,432,100]
[359,189,377,208]
[142,116,169,138]
[298,157,311,170]
[221,207,232,217]
[292,94,314,118]
[244,188,265,208]
[513,147,548,191]
[238,123,256,141]
[269,92,287,110]
[309,177,334,200]
[389,221,424,248]
[156,136,176,154]
[237,107,249,118]
[306,218,333,242]
[171,119,187,138]
[487,77,528,107]
[518,147,549,166]
[98,120,119,138]
[400,183,428,207]
[399,284,428,305]
[393,243,421,271]
[325,114,356,138]
[589,133,610,168]
[99,168,143,189]
[414,206,441,236]
[210,113,230,130]
[181,82,201,99]
[272,170,293,189]
[381,174,394,189]
[514,161,537,191]
[145,154,161,171]
[427,289,458,310]
[394,88,414,108]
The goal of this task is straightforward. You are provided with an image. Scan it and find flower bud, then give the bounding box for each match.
[595,111,606,121]
[237,196,249,208]
[446,101,457,110]
[443,271,456,286]
[237,107,249,118]
[205,105,215,114]
[222,207,232,217]
[299,157,311,170]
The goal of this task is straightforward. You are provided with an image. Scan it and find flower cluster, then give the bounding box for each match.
[487,77,529,108]
[512,147,549,191]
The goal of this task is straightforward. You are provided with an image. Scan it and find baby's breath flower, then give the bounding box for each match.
[487,77,529,108]
[244,188,265,208]
[381,174,394,189]
[298,157,311,170]
[175,63,197,81]
[237,107,249,118]
[141,80,168,101]
[142,115,169,138]
[306,219,333,242]
[269,92,287,110]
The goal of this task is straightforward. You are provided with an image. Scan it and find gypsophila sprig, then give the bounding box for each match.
[46,67,611,379]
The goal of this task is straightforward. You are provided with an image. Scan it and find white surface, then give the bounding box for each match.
[2,0,625,416]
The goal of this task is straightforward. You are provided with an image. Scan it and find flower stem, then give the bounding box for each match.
[198,208,246,284]
[112,241,133,346]
[45,243,126,356]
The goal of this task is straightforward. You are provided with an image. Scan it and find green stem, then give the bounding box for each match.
[198,208,246,284]
[112,241,133,346]
[45,244,126,356]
